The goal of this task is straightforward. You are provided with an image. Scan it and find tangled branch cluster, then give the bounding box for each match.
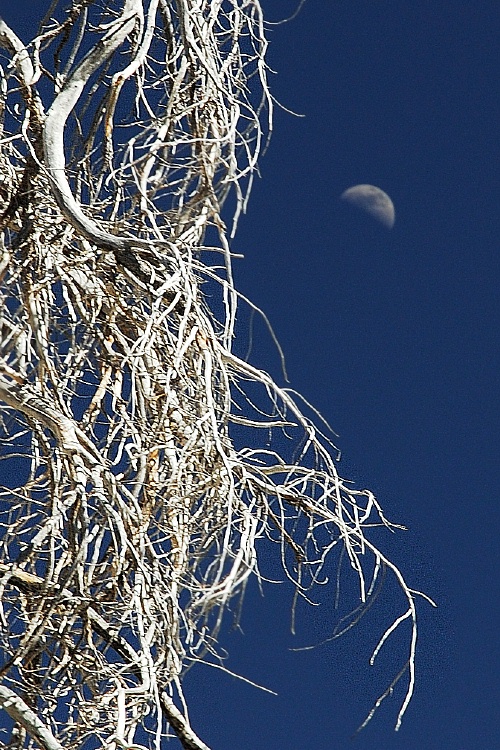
[0,2,431,748]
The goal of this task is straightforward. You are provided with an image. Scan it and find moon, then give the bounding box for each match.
[340,184,395,229]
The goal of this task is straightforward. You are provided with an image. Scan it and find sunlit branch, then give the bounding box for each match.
[0,2,431,747]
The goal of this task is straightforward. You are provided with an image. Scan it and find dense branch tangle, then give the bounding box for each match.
[0,2,429,749]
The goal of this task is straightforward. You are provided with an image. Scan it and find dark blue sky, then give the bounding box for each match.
[3,1,500,748]
[191,1,500,748]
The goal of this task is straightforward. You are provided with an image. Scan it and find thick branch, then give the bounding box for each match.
[161,694,211,750]
[42,2,139,251]
[0,375,103,467]
[0,685,64,750]
[0,17,37,87]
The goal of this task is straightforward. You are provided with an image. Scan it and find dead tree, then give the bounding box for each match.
[0,3,433,748]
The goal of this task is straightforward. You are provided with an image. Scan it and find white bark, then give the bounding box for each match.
[42,2,139,251]
[0,2,430,747]
[0,686,64,750]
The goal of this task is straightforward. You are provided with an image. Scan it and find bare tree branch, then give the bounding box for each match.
[42,1,140,250]
[161,694,212,750]
[0,2,432,747]
[0,686,64,750]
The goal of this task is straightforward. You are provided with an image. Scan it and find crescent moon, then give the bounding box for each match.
[340,184,395,229]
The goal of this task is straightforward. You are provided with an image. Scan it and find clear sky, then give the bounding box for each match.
[187,1,500,747]
[2,1,500,748]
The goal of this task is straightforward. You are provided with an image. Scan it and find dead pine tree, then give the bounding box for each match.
[0,3,433,749]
